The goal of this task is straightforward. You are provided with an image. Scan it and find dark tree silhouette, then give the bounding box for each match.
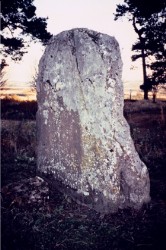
[145,12,166,85]
[114,0,166,99]
[1,0,52,60]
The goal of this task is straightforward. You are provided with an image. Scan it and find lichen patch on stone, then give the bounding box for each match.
[37,28,150,214]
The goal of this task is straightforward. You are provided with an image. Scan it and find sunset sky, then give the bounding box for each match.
[5,0,143,90]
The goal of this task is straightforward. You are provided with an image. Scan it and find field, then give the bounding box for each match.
[1,98,166,250]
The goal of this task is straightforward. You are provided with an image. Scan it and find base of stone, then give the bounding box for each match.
[37,171,150,214]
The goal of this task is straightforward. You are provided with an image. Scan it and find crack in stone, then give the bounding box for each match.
[71,30,88,111]
[37,28,150,214]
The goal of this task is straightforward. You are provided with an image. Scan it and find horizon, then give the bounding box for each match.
[1,80,166,102]
[2,0,145,92]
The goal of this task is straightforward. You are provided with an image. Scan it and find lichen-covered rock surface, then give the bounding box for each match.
[37,28,150,213]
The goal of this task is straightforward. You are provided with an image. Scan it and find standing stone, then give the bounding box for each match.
[37,28,150,213]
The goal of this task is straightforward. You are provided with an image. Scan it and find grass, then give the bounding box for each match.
[1,98,166,250]
[1,97,37,120]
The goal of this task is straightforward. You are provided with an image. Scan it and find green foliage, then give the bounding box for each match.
[1,0,52,60]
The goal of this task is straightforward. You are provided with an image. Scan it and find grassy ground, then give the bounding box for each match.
[1,98,166,250]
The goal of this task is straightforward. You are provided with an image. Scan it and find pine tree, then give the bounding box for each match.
[1,0,52,60]
[114,0,166,99]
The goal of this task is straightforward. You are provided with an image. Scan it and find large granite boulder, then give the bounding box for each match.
[37,28,150,213]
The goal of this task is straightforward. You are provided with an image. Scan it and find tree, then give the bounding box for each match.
[145,10,166,85]
[114,0,166,99]
[0,59,8,88]
[1,0,52,60]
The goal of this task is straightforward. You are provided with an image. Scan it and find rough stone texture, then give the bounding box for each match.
[37,28,150,213]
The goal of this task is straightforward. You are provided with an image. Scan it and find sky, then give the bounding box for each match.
[6,0,143,89]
